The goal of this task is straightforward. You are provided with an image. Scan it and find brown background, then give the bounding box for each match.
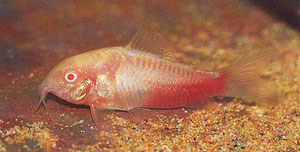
[0,0,299,151]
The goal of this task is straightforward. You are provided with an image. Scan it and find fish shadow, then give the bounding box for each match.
[40,93,252,129]
[114,96,237,123]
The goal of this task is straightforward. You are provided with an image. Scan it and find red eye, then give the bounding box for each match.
[65,72,77,82]
[67,74,74,80]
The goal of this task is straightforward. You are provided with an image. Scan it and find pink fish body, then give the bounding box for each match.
[37,31,277,128]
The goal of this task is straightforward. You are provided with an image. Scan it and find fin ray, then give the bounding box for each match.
[220,51,279,106]
[90,105,108,129]
[125,29,178,59]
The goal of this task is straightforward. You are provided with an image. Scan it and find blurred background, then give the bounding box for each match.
[0,0,299,75]
[0,0,299,151]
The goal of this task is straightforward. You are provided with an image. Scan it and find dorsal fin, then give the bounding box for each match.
[125,29,178,58]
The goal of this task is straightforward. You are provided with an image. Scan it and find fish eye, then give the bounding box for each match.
[65,72,78,83]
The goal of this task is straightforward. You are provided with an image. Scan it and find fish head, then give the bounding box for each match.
[36,47,123,111]
[37,55,97,110]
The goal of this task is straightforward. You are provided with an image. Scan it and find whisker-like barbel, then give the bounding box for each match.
[34,87,48,114]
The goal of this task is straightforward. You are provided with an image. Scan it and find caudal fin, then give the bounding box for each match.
[219,51,279,106]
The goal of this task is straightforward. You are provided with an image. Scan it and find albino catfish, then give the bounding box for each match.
[36,31,278,128]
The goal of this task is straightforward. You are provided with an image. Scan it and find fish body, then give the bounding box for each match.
[92,48,227,110]
[37,31,278,128]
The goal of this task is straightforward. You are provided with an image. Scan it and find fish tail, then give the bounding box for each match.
[219,51,279,106]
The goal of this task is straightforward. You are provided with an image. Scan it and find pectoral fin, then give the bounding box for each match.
[90,105,110,129]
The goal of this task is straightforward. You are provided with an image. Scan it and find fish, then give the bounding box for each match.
[36,30,278,128]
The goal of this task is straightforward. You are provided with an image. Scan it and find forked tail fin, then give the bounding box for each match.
[219,51,279,106]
